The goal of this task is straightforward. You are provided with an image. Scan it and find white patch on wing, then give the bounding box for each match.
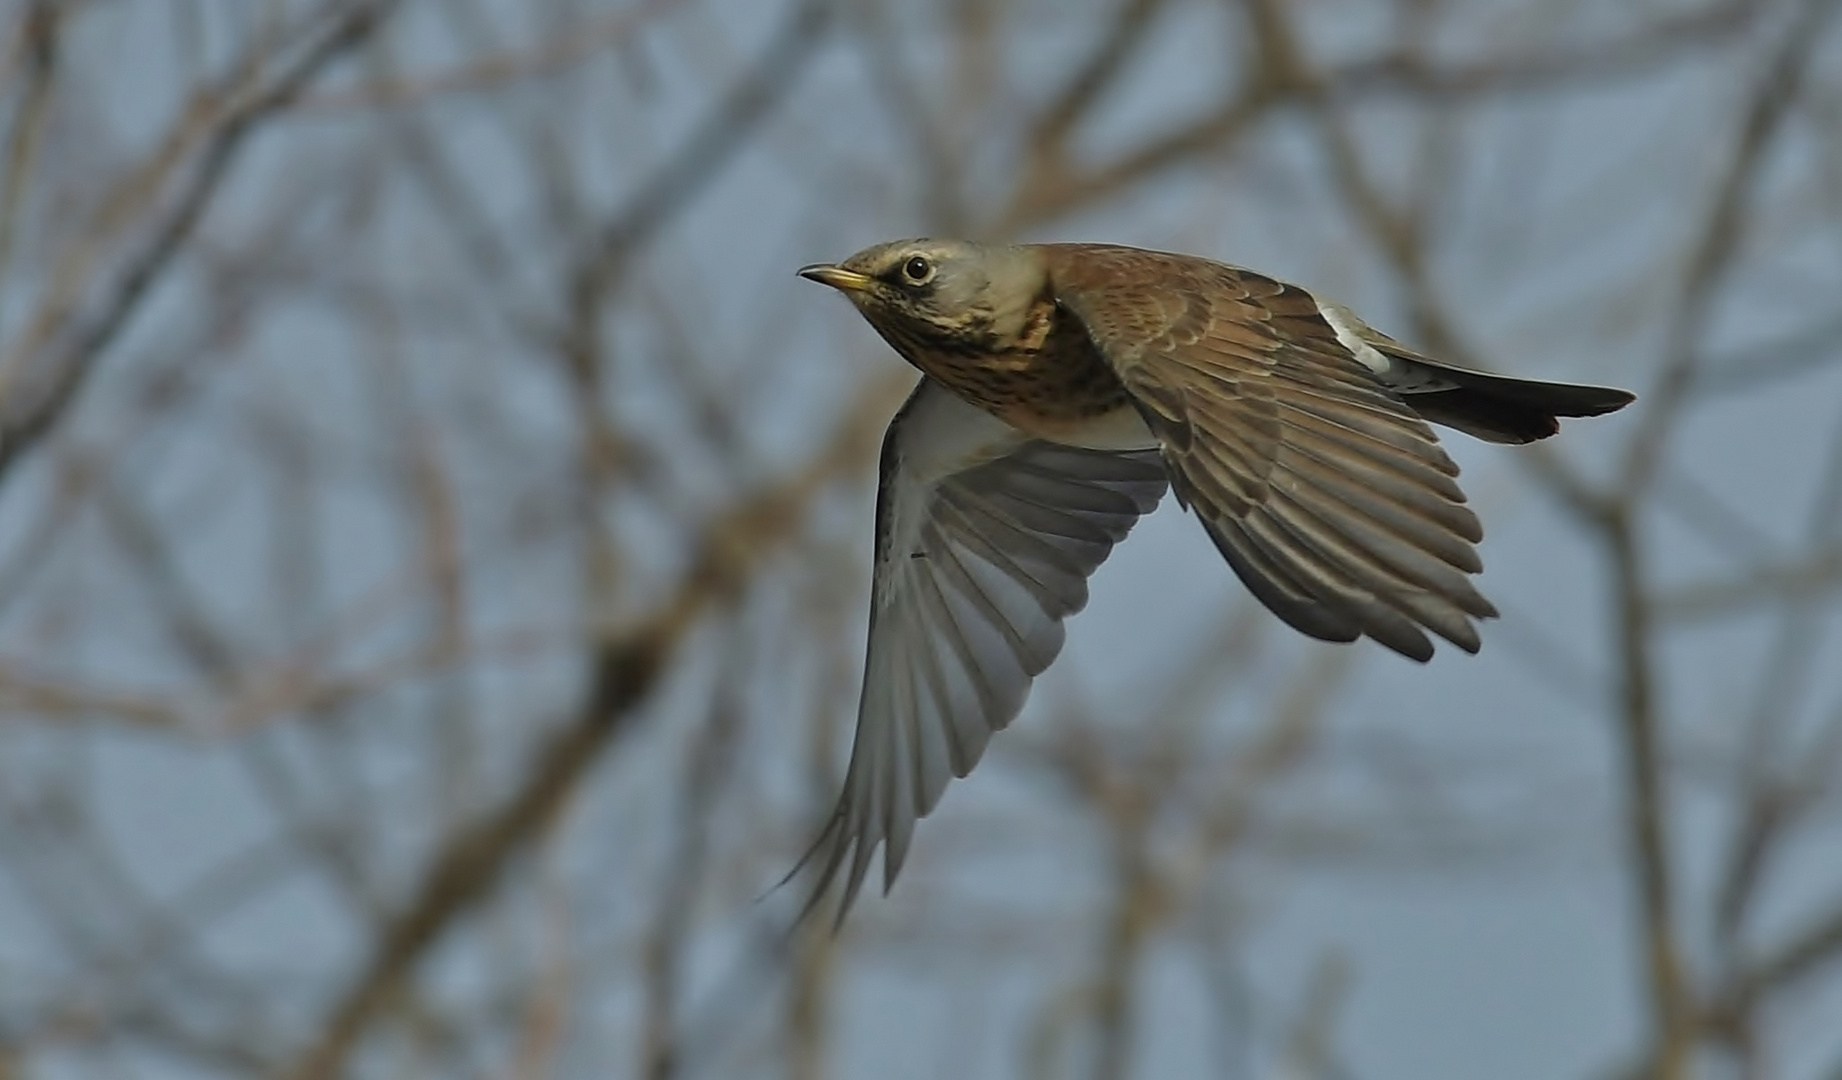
[1048,406,1159,451]
[1315,298,1456,393]
[1314,299,1392,375]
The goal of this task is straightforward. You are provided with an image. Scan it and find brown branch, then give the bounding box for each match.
[1091,805,1158,1080]
[0,0,59,296]
[1720,895,1842,1023]
[0,662,189,728]
[1601,512,1695,1079]
[640,629,751,1080]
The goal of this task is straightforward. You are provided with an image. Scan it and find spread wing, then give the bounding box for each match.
[795,379,1166,926]
[1040,243,1498,661]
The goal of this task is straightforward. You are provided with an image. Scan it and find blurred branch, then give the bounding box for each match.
[1241,0,1806,1070]
[640,626,750,1080]
[1703,410,1842,1028]
[298,0,683,111]
[1599,513,1695,1080]
[1278,952,1355,1080]
[1014,642,1351,1080]
[0,0,59,299]
[1316,0,1760,104]
[1655,468,1781,565]
[96,474,240,681]
[1020,0,1172,191]
[1692,311,1842,395]
[282,376,897,1080]
[1092,794,1159,1080]
[995,86,1278,235]
[786,925,837,1080]
[0,0,401,487]
[558,0,833,491]
[564,0,832,323]
[991,0,1767,237]
[6,1,1842,1077]
[1594,1,1840,1071]
[0,661,188,728]
[1619,0,1838,497]
[1652,543,1842,621]
[1717,894,1842,1029]
[849,2,970,232]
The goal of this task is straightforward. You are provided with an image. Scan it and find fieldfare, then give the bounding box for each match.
[794,239,1634,924]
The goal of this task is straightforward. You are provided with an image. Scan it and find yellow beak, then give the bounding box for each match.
[798,264,875,293]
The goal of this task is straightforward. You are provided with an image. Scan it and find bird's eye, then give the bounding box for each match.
[901,255,933,284]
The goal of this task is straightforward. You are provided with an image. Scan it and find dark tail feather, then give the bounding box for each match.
[1404,371,1635,445]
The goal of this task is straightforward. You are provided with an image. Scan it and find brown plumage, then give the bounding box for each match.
[792,239,1635,924]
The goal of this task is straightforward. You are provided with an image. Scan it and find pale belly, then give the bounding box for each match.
[1001,400,1160,451]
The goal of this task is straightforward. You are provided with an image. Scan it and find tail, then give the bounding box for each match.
[1405,371,1634,444]
[1323,303,1636,444]
[1376,347,1636,444]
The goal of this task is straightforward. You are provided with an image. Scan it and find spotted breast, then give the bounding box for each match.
[869,290,1136,442]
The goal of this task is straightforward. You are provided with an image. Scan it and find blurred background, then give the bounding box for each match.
[2,1,1841,1078]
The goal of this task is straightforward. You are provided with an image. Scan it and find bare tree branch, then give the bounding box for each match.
[0,0,402,485]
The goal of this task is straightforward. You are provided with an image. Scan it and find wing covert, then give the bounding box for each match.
[1040,243,1498,661]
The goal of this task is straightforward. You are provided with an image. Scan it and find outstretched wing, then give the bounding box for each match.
[1041,243,1498,662]
[796,379,1166,925]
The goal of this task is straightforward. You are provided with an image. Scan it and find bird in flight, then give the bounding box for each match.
[794,239,1634,924]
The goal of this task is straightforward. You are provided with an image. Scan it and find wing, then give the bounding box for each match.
[795,379,1167,926]
[1040,243,1498,661]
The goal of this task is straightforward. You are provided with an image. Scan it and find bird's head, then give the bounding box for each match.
[799,239,1047,352]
